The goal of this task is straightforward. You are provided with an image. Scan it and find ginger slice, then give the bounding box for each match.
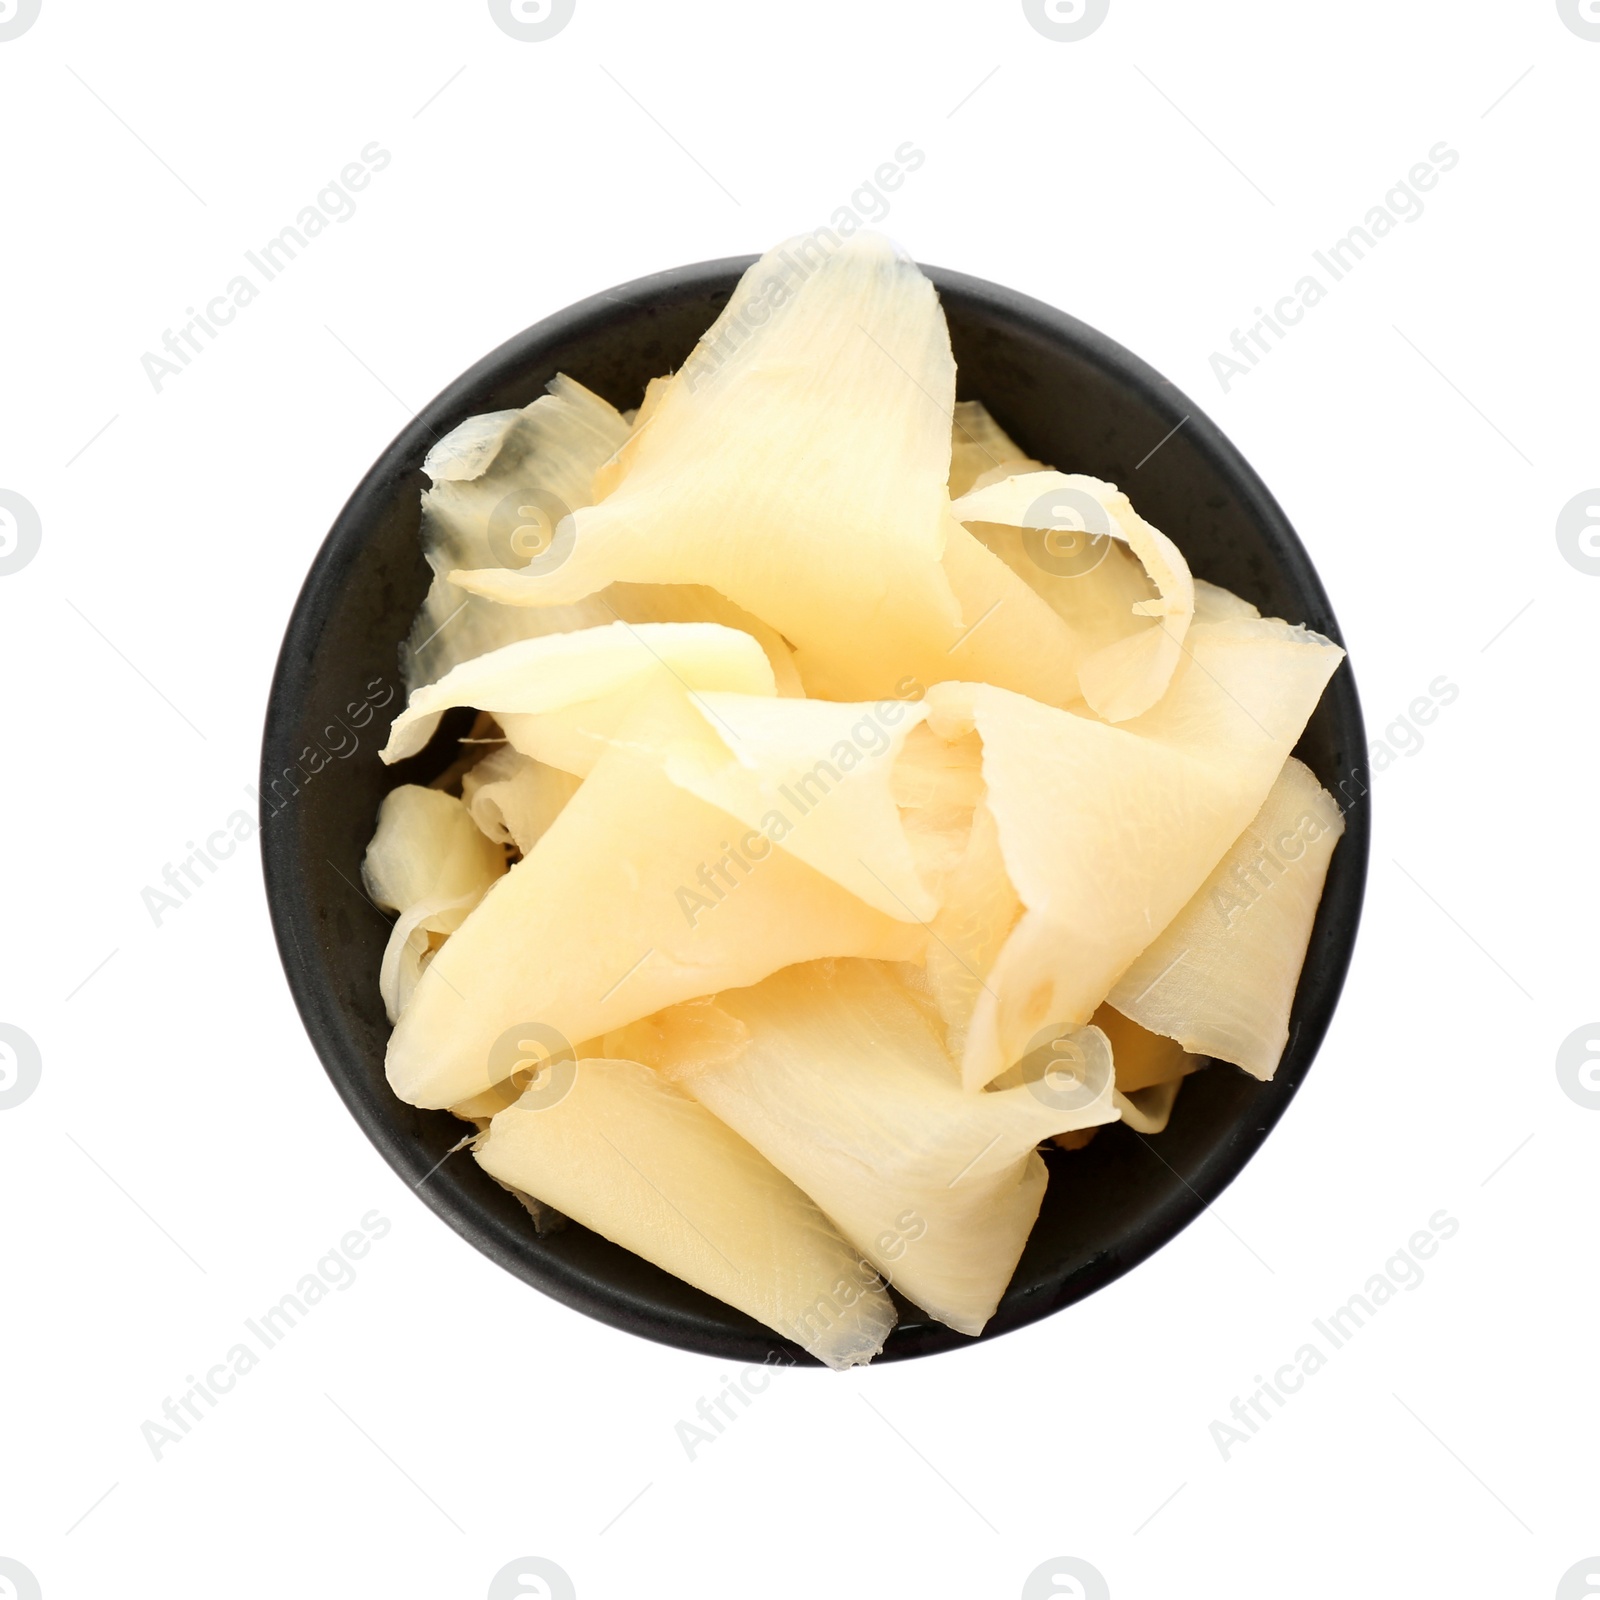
[453,235,961,696]
[405,375,802,699]
[476,1056,897,1369]
[620,960,1116,1337]
[1109,756,1346,1079]
[1050,1008,1200,1148]
[452,234,1083,707]
[631,688,936,922]
[952,470,1196,722]
[361,786,506,1021]
[406,376,631,689]
[380,620,777,770]
[384,688,924,1111]
[948,399,1042,498]
[921,616,1345,1088]
[459,745,581,858]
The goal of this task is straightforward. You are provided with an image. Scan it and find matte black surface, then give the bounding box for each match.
[261,257,1369,1365]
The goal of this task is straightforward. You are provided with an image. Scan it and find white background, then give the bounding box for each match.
[1,2,1595,1597]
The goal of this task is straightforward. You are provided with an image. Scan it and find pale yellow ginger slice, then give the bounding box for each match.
[429,581,806,705]
[1047,1008,1199,1148]
[475,1057,896,1369]
[380,620,777,770]
[890,720,986,813]
[590,373,672,501]
[385,690,924,1110]
[951,470,1196,722]
[450,235,1082,705]
[1191,577,1261,625]
[968,457,1048,492]
[404,375,803,699]
[948,400,1041,498]
[453,235,961,696]
[1050,1081,1183,1146]
[1118,616,1343,751]
[922,615,1344,1089]
[888,728,1012,1052]
[964,517,1155,693]
[616,960,1117,1337]
[1109,756,1345,1079]
[416,375,626,524]
[1115,1079,1183,1135]
[451,1079,531,1124]
[1095,1003,1202,1093]
[459,744,581,857]
[406,376,632,688]
[449,1035,605,1123]
[609,583,805,697]
[890,723,986,897]
[361,786,506,1022]
[634,688,936,922]
[921,800,1022,1065]
[1104,1005,1198,1139]
[1047,1092,1180,1147]
[930,517,1088,710]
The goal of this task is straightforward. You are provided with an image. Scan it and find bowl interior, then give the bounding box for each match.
[262,257,1368,1365]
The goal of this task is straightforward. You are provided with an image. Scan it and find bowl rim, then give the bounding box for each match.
[261,252,1369,1365]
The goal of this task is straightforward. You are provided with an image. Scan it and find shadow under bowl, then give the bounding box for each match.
[261,256,1369,1365]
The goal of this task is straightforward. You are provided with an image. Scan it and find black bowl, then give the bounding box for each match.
[261,256,1369,1365]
